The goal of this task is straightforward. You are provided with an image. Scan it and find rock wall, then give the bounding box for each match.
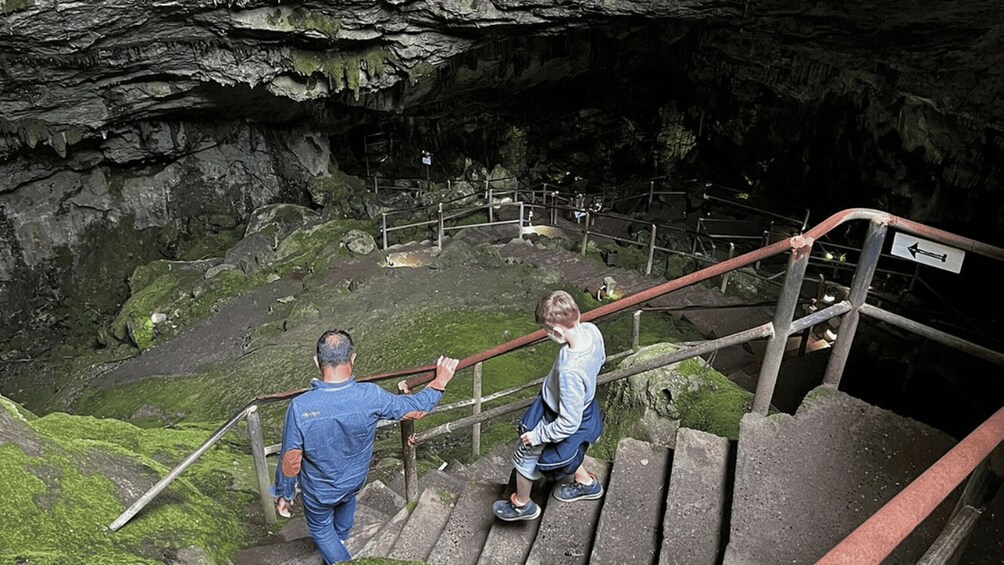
[0,121,325,349]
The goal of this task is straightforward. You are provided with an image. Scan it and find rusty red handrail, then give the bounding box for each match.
[256,208,1004,398]
[816,407,1004,564]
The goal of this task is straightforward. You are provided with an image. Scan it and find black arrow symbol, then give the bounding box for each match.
[908,242,947,263]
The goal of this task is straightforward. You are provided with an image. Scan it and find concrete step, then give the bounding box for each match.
[724,386,959,564]
[234,538,321,565]
[463,442,521,484]
[388,488,456,562]
[660,428,732,565]
[356,503,410,558]
[476,473,553,565]
[388,467,467,501]
[590,438,672,565]
[357,479,406,518]
[345,502,392,556]
[525,456,610,565]
[428,480,507,565]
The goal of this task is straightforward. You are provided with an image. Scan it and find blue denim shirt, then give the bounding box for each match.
[272,378,443,504]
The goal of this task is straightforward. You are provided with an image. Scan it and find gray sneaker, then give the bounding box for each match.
[552,475,603,502]
[493,494,541,521]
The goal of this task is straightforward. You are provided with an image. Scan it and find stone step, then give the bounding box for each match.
[590,438,672,565]
[388,467,468,501]
[660,428,732,565]
[356,503,410,558]
[428,480,507,565]
[463,442,521,484]
[388,488,456,562]
[345,502,392,556]
[723,386,959,564]
[234,538,321,565]
[357,479,406,518]
[476,472,554,565]
[525,456,610,565]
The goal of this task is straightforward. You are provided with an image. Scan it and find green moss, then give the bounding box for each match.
[273,218,371,275]
[1,395,37,421]
[408,61,435,84]
[128,316,155,351]
[1,0,33,14]
[287,9,341,36]
[590,402,644,461]
[365,48,392,78]
[128,261,174,294]
[672,358,753,439]
[178,226,244,261]
[307,169,365,209]
[0,412,250,563]
[607,244,650,273]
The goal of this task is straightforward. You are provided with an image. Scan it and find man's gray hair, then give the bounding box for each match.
[316,330,354,368]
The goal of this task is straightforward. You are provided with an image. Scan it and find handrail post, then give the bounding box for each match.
[437,203,444,250]
[488,188,494,223]
[648,180,655,208]
[374,177,379,195]
[721,242,736,293]
[382,213,388,250]
[580,211,590,255]
[472,362,483,458]
[552,191,558,224]
[646,224,657,275]
[753,238,812,414]
[632,310,642,350]
[401,419,418,504]
[823,218,889,387]
[246,406,277,525]
[518,202,525,238]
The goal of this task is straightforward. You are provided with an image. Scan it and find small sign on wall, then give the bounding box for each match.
[891,232,965,274]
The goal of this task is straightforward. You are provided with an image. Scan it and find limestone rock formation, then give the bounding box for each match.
[0,0,1000,354]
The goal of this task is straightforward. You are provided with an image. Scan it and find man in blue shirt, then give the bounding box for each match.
[272,329,458,564]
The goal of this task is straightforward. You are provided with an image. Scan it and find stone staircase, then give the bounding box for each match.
[237,386,997,564]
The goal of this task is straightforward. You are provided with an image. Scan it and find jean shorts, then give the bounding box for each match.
[512,440,545,481]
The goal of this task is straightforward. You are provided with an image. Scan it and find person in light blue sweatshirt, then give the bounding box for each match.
[493,290,606,521]
[272,329,458,564]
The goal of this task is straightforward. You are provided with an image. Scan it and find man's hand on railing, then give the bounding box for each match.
[428,355,459,391]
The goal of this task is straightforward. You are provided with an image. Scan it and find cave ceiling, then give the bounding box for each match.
[0,0,1000,161]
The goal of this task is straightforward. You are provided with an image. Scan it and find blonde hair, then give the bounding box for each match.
[535,290,580,328]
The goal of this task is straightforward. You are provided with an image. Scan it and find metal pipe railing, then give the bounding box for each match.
[108,404,256,531]
[817,407,1004,564]
[107,206,1004,539]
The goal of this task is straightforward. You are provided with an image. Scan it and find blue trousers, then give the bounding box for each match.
[302,491,355,564]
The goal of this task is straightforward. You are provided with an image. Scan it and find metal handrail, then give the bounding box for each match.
[107,208,1004,549]
[817,407,1004,564]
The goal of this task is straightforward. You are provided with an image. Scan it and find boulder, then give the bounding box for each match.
[603,343,754,447]
[225,232,277,275]
[245,204,321,242]
[341,229,377,255]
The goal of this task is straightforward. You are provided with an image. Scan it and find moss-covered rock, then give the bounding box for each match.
[0,395,251,564]
[245,203,321,242]
[307,169,367,212]
[601,342,754,448]
[1,0,33,14]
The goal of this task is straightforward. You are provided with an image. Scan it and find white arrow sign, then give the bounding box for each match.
[891,232,965,273]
